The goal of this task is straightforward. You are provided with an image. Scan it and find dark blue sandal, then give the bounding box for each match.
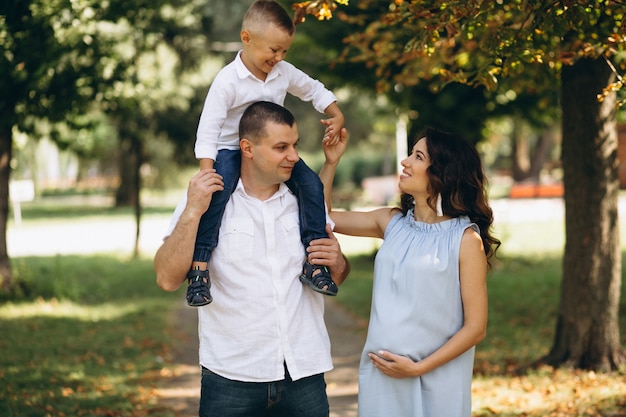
[186,267,212,307]
[299,261,338,296]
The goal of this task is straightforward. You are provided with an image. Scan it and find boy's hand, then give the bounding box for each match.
[320,115,344,146]
[322,128,348,166]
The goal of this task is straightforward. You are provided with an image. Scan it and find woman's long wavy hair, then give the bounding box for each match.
[400,127,501,265]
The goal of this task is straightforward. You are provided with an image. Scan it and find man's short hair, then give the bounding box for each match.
[242,0,295,36]
[239,101,296,143]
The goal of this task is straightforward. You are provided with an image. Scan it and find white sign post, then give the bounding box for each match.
[10,180,35,226]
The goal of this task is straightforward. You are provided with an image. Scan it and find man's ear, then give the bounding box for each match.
[240,138,253,158]
[241,30,251,45]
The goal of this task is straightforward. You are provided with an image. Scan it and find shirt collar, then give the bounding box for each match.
[234,179,291,201]
[234,50,281,82]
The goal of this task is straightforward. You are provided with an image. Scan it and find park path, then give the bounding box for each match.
[153,297,366,417]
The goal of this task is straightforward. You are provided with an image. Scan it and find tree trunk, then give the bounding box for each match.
[115,134,140,208]
[543,57,625,371]
[511,117,531,181]
[0,122,13,293]
[132,137,142,259]
[527,129,555,180]
[511,118,555,182]
[114,127,143,257]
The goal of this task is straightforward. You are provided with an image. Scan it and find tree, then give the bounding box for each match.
[0,1,100,292]
[1,0,218,267]
[289,0,561,159]
[301,0,625,371]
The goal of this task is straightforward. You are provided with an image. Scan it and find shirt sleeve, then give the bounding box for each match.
[195,71,236,160]
[282,62,337,114]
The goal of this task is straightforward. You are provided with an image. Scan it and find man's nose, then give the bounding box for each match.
[287,147,299,161]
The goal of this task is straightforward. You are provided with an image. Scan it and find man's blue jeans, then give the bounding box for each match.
[199,367,329,417]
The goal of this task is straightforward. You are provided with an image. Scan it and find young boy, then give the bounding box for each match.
[186,0,345,307]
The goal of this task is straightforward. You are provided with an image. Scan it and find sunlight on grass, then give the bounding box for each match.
[472,368,626,416]
[0,254,178,417]
[0,298,143,321]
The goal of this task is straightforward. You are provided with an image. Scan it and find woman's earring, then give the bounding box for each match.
[436,194,443,217]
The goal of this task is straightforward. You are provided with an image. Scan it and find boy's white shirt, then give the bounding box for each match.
[194,51,337,161]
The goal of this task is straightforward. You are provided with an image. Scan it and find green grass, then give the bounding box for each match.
[3,195,626,416]
[12,196,176,222]
[0,255,180,417]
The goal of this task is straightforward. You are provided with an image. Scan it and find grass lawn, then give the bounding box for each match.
[1,195,626,416]
[0,254,180,417]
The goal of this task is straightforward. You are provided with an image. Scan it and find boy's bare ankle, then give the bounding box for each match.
[191,261,208,270]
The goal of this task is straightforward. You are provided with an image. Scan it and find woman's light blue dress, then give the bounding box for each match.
[358,211,479,417]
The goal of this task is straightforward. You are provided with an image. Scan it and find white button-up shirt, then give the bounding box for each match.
[195,51,338,160]
[166,181,333,382]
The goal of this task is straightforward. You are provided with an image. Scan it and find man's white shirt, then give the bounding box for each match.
[165,181,333,382]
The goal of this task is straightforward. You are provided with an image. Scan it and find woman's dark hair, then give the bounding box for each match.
[400,127,500,264]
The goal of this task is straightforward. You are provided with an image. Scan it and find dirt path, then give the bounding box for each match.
[155,299,365,417]
[153,298,366,417]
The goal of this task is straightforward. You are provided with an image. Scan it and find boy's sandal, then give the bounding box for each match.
[299,262,338,296]
[186,267,213,307]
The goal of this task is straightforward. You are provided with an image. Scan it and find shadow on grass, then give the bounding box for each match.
[0,305,181,417]
[0,254,182,417]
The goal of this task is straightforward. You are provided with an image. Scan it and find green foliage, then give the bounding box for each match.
[339,0,625,94]
[1,0,220,179]
[287,0,565,143]
[0,1,95,130]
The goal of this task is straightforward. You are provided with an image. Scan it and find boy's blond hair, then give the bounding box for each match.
[242,0,296,36]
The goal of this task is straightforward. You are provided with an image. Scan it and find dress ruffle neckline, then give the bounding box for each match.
[403,209,469,233]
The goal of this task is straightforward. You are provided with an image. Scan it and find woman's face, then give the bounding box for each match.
[399,137,431,196]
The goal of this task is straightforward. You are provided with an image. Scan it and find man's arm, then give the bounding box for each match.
[310,129,350,284]
[320,128,348,210]
[154,170,224,291]
[307,224,350,286]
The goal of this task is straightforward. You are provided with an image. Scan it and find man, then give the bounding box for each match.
[154,101,350,417]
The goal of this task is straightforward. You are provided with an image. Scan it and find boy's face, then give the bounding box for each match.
[240,23,294,80]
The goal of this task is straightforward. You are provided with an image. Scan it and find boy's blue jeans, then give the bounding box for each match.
[193,149,328,262]
[199,366,329,417]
